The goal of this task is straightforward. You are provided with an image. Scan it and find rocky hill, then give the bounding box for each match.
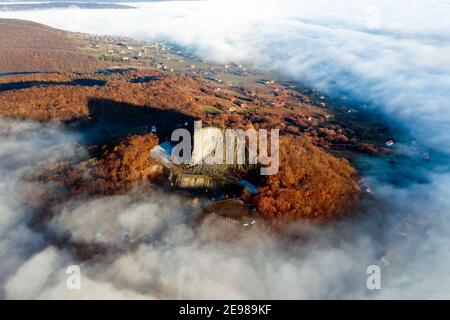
[0,19,392,224]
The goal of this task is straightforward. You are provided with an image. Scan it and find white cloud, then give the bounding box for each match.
[0,119,449,299]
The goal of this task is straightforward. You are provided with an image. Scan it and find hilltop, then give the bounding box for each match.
[0,19,106,72]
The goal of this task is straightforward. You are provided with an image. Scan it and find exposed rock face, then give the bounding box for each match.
[192,124,225,165]
[169,171,236,191]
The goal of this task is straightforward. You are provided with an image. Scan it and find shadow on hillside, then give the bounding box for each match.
[130,76,161,83]
[70,98,196,145]
[0,79,107,92]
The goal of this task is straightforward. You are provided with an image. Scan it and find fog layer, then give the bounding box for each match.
[0,0,450,299]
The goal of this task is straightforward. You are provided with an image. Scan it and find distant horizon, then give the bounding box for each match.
[0,0,191,3]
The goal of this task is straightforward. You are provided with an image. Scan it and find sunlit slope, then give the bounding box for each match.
[0,19,105,72]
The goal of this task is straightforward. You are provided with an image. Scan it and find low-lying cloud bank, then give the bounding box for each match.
[0,119,449,299]
[1,0,450,299]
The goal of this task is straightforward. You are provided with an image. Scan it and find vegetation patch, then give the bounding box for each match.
[202,105,222,115]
